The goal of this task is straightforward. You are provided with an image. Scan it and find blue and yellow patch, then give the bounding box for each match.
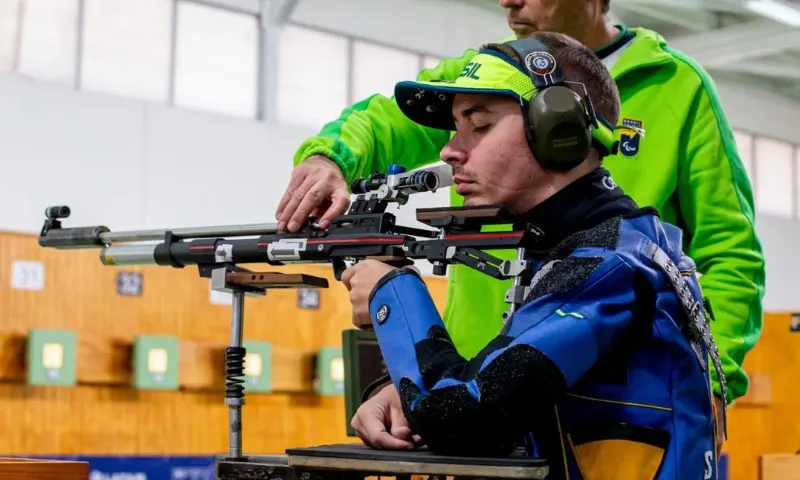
[619,118,645,157]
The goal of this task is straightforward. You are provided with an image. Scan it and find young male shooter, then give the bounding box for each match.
[341,34,721,479]
[276,0,765,445]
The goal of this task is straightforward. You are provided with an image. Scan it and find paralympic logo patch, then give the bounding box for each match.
[619,118,645,157]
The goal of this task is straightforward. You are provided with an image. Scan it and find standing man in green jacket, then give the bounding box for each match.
[276,0,765,451]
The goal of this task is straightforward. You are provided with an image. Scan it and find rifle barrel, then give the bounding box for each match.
[99,222,279,243]
[41,222,281,249]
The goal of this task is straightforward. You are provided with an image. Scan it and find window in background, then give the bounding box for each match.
[351,41,420,101]
[173,1,259,118]
[17,0,79,85]
[0,0,21,72]
[754,135,794,218]
[733,130,754,184]
[81,0,171,102]
[422,56,442,70]
[275,25,348,130]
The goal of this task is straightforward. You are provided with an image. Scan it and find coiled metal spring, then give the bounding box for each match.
[225,346,246,399]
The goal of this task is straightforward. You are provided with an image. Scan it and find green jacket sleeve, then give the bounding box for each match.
[292,49,479,182]
[674,64,766,405]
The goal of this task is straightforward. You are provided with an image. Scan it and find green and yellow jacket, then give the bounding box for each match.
[293,26,765,404]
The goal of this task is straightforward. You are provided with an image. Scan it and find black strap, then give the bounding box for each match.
[645,242,727,439]
[360,373,392,404]
[503,37,616,158]
[503,37,565,90]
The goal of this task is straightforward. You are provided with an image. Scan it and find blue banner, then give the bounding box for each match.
[14,455,217,480]
[11,452,731,480]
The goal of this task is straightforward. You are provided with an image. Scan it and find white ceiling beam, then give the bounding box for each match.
[710,58,800,79]
[666,18,800,64]
[461,0,746,14]
[613,4,717,31]
[267,0,300,24]
[610,0,747,13]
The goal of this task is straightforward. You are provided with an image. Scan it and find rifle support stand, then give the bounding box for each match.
[209,264,329,461]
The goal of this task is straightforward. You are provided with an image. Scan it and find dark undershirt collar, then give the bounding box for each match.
[518,167,640,252]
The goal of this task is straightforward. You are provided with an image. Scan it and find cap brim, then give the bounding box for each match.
[394,80,522,131]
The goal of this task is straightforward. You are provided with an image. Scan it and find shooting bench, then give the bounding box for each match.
[217,444,549,480]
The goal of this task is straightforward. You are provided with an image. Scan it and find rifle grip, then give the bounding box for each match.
[333,259,347,281]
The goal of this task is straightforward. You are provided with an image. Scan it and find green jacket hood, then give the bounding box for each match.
[497,26,674,81]
[612,26,673,79]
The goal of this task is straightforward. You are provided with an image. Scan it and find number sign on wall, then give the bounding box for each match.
[117,272,143,296]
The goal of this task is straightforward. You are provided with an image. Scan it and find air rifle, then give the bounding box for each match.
[39,164,543,287]
[37,163,543,462]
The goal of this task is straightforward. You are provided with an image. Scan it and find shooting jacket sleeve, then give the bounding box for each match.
[369,253,637,457]
[667,48,766,404]
[291,50,478,182]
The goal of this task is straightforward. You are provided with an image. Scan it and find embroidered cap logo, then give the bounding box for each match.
[524,51,557,76]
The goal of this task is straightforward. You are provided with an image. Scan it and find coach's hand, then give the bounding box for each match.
[352,383,421,450]
[276,155,350,232]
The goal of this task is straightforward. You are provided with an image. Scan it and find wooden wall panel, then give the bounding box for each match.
[0,231,450,455]
[724,312,800,480]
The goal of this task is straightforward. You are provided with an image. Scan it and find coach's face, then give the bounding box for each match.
[499,0,592,40]
[441,94,548,214]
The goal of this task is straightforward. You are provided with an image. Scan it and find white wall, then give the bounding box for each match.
[0,73,308,233]
[289,0,511,57]
[715,80,800,145]
[713,80,800,312]
[3,0,800,310]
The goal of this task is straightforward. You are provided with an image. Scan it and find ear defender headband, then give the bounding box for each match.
[501,38,619,171]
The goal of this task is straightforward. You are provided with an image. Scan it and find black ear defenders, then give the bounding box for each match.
[500,37,618,171]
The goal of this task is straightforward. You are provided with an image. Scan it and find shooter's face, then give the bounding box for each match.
[499,0,592,40]
[441,94,547,214]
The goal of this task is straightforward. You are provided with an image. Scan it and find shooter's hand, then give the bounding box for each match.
[341,260,399,329]
[275,155,350,232]
[351,383,421,450]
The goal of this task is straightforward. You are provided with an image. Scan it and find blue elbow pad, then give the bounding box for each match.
[369,269,451,397]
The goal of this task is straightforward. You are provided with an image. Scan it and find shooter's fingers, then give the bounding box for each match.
[388,406,414,442]
[341,264,357,290]
[277,177,316,231]
[353,411,416,450]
